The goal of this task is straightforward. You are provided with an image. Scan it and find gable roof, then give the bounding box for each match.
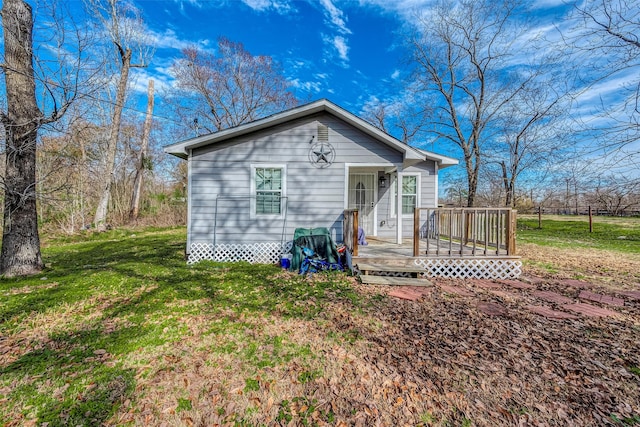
[163,99,458,168]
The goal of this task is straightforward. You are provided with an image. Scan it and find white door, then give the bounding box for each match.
[348,173,375,236]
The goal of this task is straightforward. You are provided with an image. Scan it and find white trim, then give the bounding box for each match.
[396,171,403,244]
[343,164,349,211]
[347,171,377,236]
[391,172,422,217]
[187,150,193,251]
[373,177,378,236]
[434,162,439,207]
[403,173,421,216]
[250,164,287,219]
[344,163,394,237]
[415,148,458,168]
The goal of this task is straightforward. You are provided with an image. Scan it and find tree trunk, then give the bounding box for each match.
[0,0,44,276]
[129,79,154,221]
[94,48,132,230]
[465,147,479,207]
[501,161,514,207]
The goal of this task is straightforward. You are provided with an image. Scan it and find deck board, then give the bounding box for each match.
[356,262,425,274]
[359,275,433,287]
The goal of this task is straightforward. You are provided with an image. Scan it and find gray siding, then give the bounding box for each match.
[188,113,406,248]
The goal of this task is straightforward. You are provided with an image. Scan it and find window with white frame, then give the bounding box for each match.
[392,174,419,215]
[252,165,285,216]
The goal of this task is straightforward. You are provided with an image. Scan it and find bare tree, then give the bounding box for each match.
[587,175,640,215]
[361,95,428,144]
[0,0,87,276]
[36,119,105,233]
[128,79,154,221]
[409,0,539,207]
[87,0,153,230]
[490,83,569,207]
[566,0,640,158]
[169,38,297,134]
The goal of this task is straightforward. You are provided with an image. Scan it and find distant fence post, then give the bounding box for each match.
[589,206,593,233]
[538,206,542,229]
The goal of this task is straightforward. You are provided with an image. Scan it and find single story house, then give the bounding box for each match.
[164,99,458,264]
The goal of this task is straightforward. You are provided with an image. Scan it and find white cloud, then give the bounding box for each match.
[321,34,350,65]
[147,28,211,52]
[391,69,400,79]
[173,0,203,6]
[333,36,349,61]
[530,0,568,10]
[241,0,294,14]
[357,0,436,17]
[130,67,173,94]
[289,78,323,94]
[575,73,636,104]
[319,0,351,34]
[316,0,351,65]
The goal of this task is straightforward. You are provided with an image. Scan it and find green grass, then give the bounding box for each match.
[0,227,360,426]
[517,215,640,253]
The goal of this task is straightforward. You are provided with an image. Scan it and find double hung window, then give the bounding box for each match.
[252,165,285,216]
[393,174,419,215]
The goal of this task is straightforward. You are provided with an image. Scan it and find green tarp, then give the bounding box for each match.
[290,227,340,272]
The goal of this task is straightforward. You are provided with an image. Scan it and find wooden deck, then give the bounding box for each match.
[353,238,522,280]
[345,208,517,258]
[356,237,519,259]
[348,210,522,280]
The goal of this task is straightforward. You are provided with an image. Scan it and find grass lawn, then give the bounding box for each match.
[518,214,640,253]
[517,215,640,284]
[1,228,364,426]
[1,226,639,426]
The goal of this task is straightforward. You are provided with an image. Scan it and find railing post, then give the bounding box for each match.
[353,210,359,257]
[506,209,517,255]
[413,207,420,256]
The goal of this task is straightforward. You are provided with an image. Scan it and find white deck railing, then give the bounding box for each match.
[413,208,517,257]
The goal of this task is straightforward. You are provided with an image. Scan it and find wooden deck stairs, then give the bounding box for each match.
[355,258,433,287]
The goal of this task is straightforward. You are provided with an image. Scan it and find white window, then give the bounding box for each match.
[392,174,420,216]
[251,165,286,217]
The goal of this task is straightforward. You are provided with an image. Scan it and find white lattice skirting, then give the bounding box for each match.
[188,241,293,265]
[414,258,522,279]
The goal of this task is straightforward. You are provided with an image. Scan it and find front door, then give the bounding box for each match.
[348,173,375,236]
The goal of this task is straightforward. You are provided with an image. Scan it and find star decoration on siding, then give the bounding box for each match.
[308,142,335,168]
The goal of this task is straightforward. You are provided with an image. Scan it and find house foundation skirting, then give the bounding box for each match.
[188,242,293,265]
[414,258,522,279]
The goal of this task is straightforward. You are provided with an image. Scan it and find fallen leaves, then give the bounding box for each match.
[4,267,638,426]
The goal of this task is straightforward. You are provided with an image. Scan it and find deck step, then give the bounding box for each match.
[359,275,433,287]
[356,262,424,274]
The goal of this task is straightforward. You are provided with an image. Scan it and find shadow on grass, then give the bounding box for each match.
[0,228,359,425]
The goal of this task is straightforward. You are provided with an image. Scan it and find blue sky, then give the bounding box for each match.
[124,0,631,141]
[134,0,411,112]
[10,0,637,180]
[106,0,634,181]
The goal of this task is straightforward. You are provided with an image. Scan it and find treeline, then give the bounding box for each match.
[442,174,640,217]
[35,121,188,233]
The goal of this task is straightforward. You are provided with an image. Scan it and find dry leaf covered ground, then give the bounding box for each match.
[119,269,640,426]
[1,226,639,426]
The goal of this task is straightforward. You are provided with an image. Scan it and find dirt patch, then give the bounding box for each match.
[519,243,640,289]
